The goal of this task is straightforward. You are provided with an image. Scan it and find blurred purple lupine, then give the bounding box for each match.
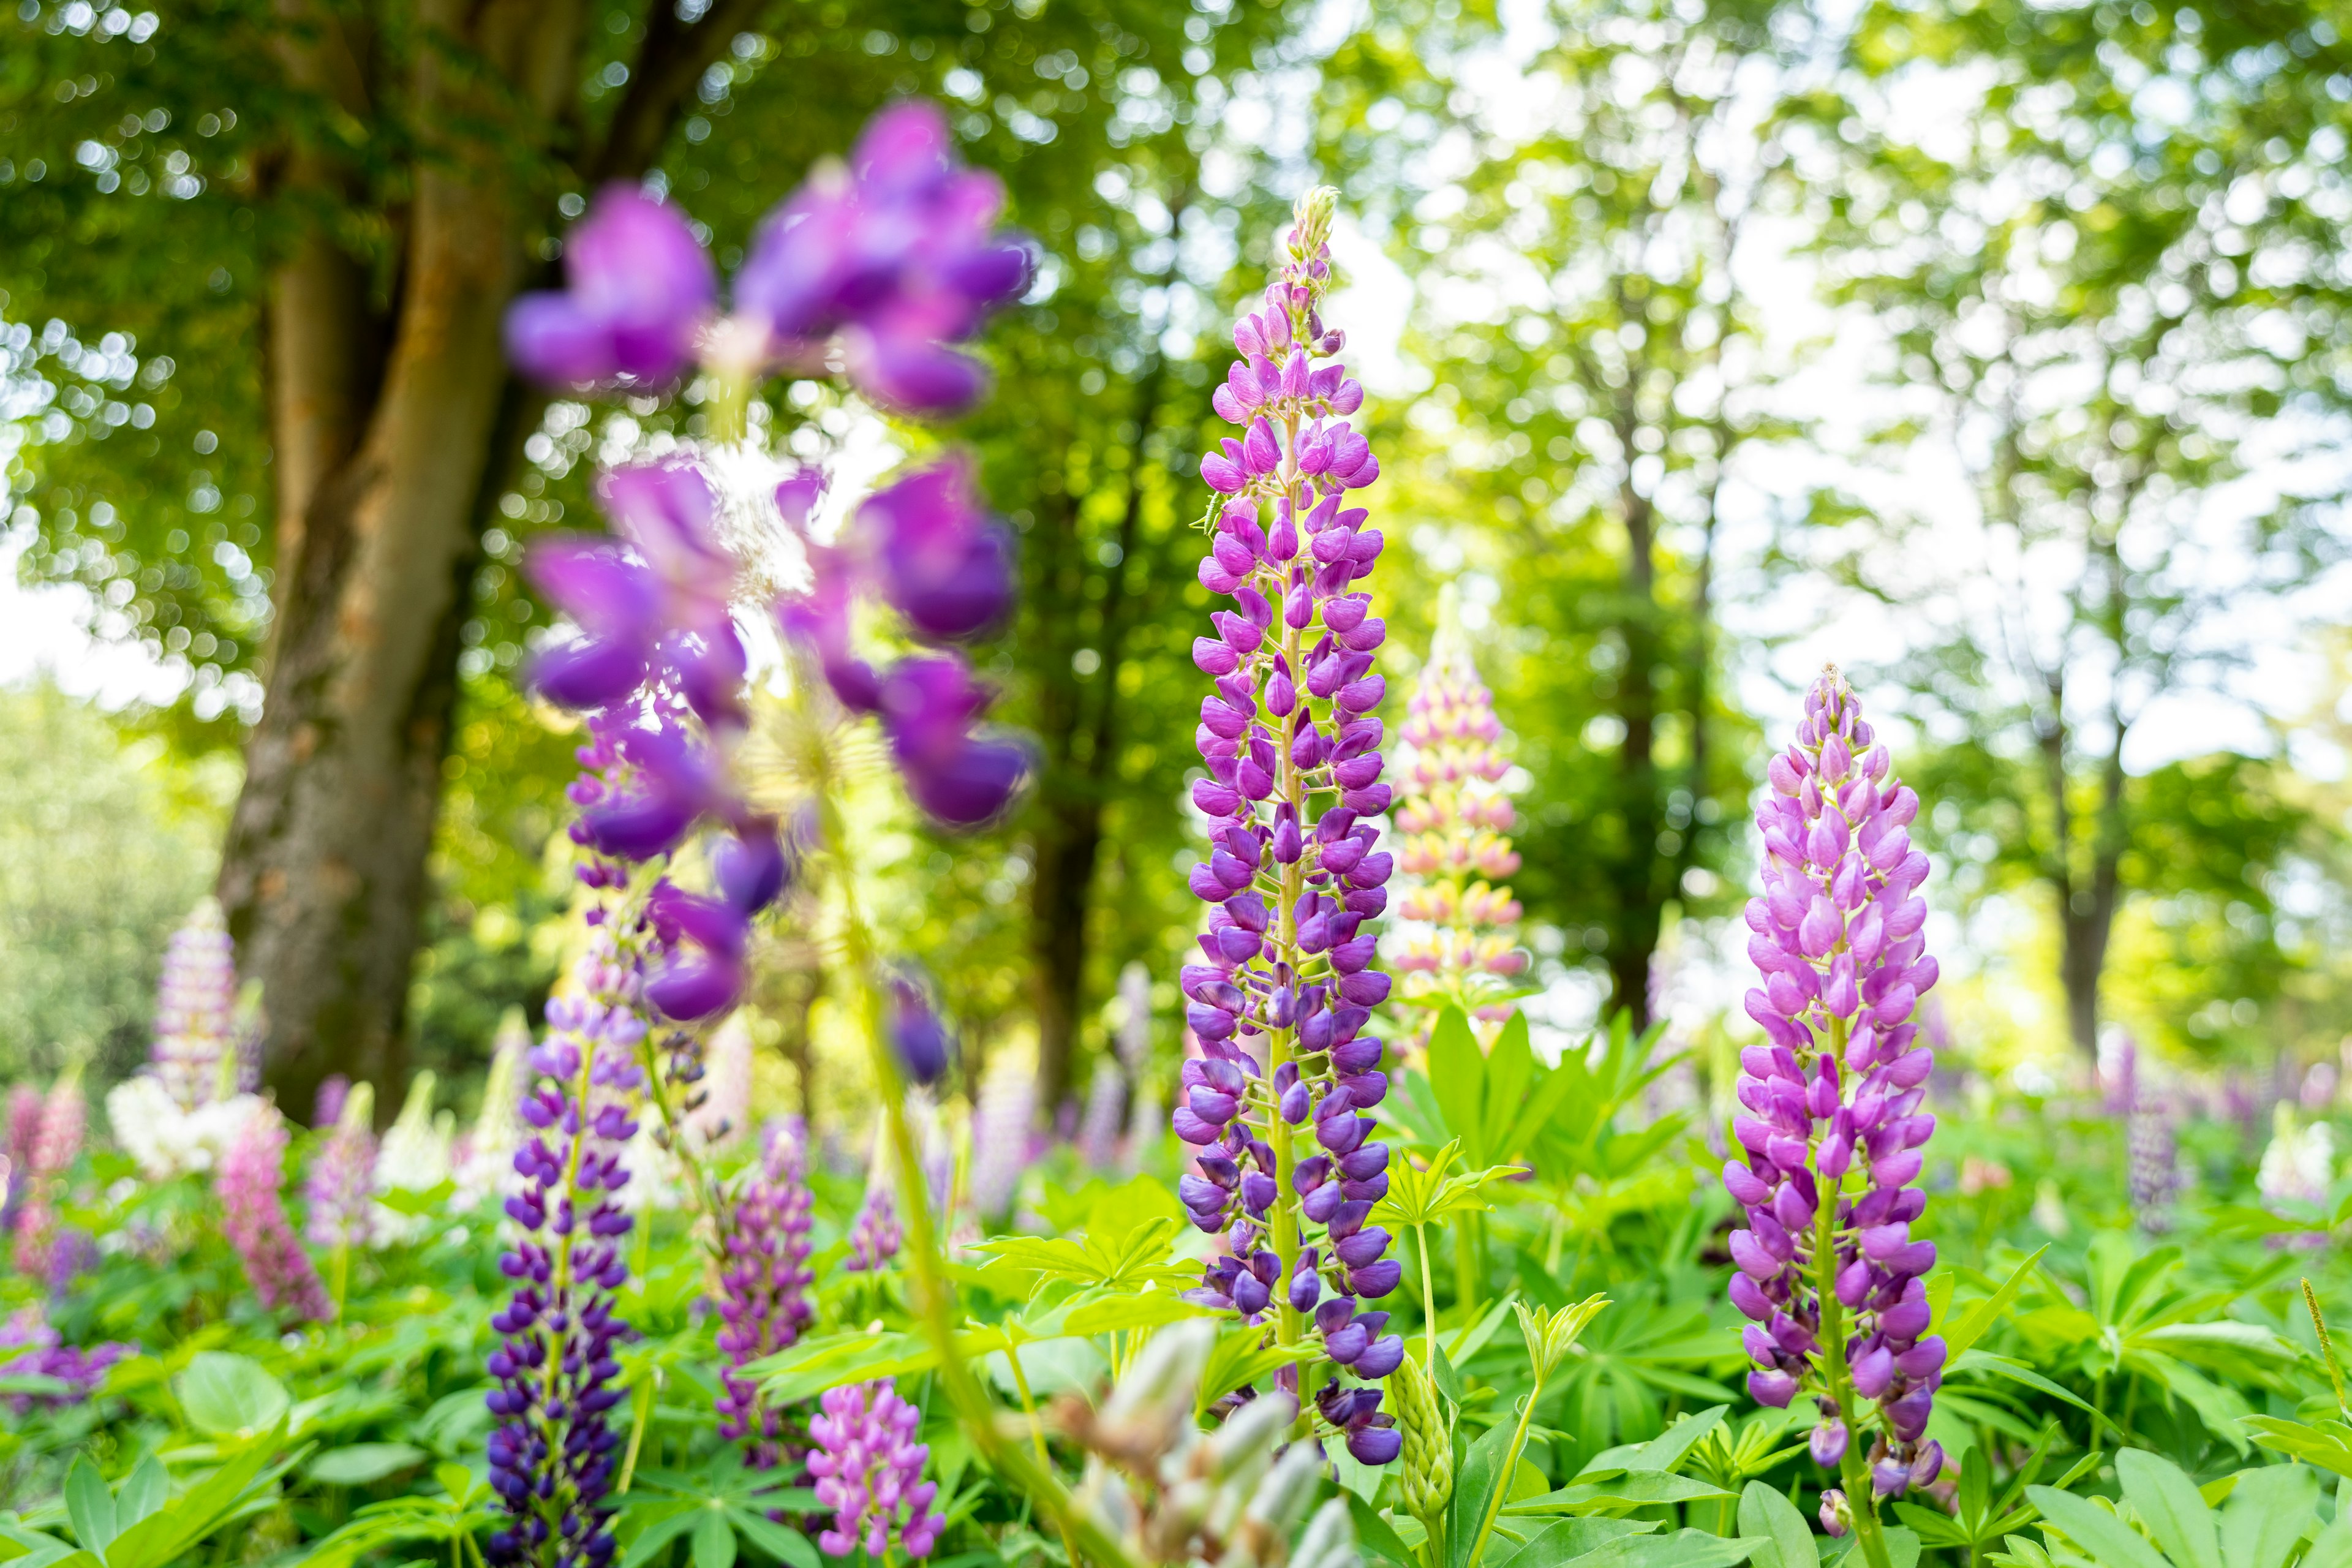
[485,941,646,1568]
[736,102,1029,416]
[844,1186,902,1273]
[808,1381,944,1559]
[0,1306,134,1414]
[714,1122,816,1469]
[507,187,718,388]
[1174,187,1402,1466]
[523,460,790,1029]
[304,1081,377,1251]
[1725,668,1943,1518]
[154,899,238,1109]
[216,1105,331,1323]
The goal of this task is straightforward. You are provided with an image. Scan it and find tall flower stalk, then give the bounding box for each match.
[486,942,645,1568]
[154,899,239,1109]
[1390,589,1526,1027]
[714,1123,816,1469]
[217,1104,330,1324]
[1725,668,1942,1567]
[1177,187,1402,1462]
[9,1068,83,1280]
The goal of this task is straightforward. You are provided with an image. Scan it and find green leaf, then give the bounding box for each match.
[1879,1528,1921,1568]
[2243,1416,2352,1480]
[434,1464,480,1507]
[373,1182,456,1217]
[100,1430,280,1568]
[619,1509,699,1568]
[2026,1487,2173,1568]
[2116,1450,2220,1568]
[1348,1494,1420,1568]
[1447,1420,1518,1568]
[726,1510,817,1568]
[176,1354,290,1439]
[1950,1352,2114,1438]
[1738,1481,1819,1568]
[2303,1517,2352,1568]
[691,1512,736,1568]
[62,1463,115,1556]
[306,1445,431,1488]
[1630,1408,1726,1474]
[2218,1464,2318,1568]
[1512,1474,1736,1513]
[1558,1530,1757,1567]
[1197,1324,1324,1417]
[116,1459,167,1531]
[1496,1520,1657,1568]
[1942,1247,2049,1365]
[1427,1006,1487,1161]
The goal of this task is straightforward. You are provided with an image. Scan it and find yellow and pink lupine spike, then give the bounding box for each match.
[1392,590,1528,1026]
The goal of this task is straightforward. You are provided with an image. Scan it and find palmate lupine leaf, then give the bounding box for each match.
[1373,1139,1521,1231]
[1893,1426,2096,1559]
[746,1284,1211,1404]
[6,1427,312,1568]
[616,1452,821,1568]
[965,1213,1194,1295]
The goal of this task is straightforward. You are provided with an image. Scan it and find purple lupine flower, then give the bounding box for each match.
[1174,187,1402,1468]
[485,946,646,1568]
[736,102,1029,416]
[216,1104,331,1322]
[0,1306,134,1414]
[305,1082,377,1251]
[1725,667,1943,1501]
[887,976,953,1088]
[843,1185,902,1273]
[714,1122,816,1468]
[967,1055,1035,1224]
[807,1381,944,1559]
[780,553,1030,829]
[861,455,1015,643]
[154,899,238,1109]
[507,187,718,388]
[1077,1061,1127,1170]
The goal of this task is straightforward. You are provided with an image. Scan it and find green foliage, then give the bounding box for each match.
[0,682,231,1085]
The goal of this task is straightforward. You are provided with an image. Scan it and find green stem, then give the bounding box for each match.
[1463,1375,1544,1568]
[1003,1341,1082,1567]
[617,1370,658,1496]
[1415,1221,1439,1368]
[1452,1211,1481,1342]
[817,780,1142,1568]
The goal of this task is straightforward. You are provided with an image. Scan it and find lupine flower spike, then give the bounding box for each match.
[217,1103,331,1323]
[1725,668,1942,1553]
[9,1068,84,1280]
[1178,186,1404,1464]
[809,1381,943,1559]
[484,943,646,1568]
[1392,586,1526,1025]
[714,1121,816,1468]
[154,899,238,1109]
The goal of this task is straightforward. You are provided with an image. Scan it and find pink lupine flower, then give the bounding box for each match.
[808,1381,942,1559]
[216,1104,330,1322]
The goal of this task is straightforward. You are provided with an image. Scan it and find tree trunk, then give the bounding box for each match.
[222,0,767,1121]
[1022,296,1177,1113]
[222,0,588,1121]
[1608,459,1662,1030]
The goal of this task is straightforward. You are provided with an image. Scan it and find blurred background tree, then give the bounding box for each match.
[4,0,2350,1120]
[1809,0,2352,1059]
[0,681,234,1085]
